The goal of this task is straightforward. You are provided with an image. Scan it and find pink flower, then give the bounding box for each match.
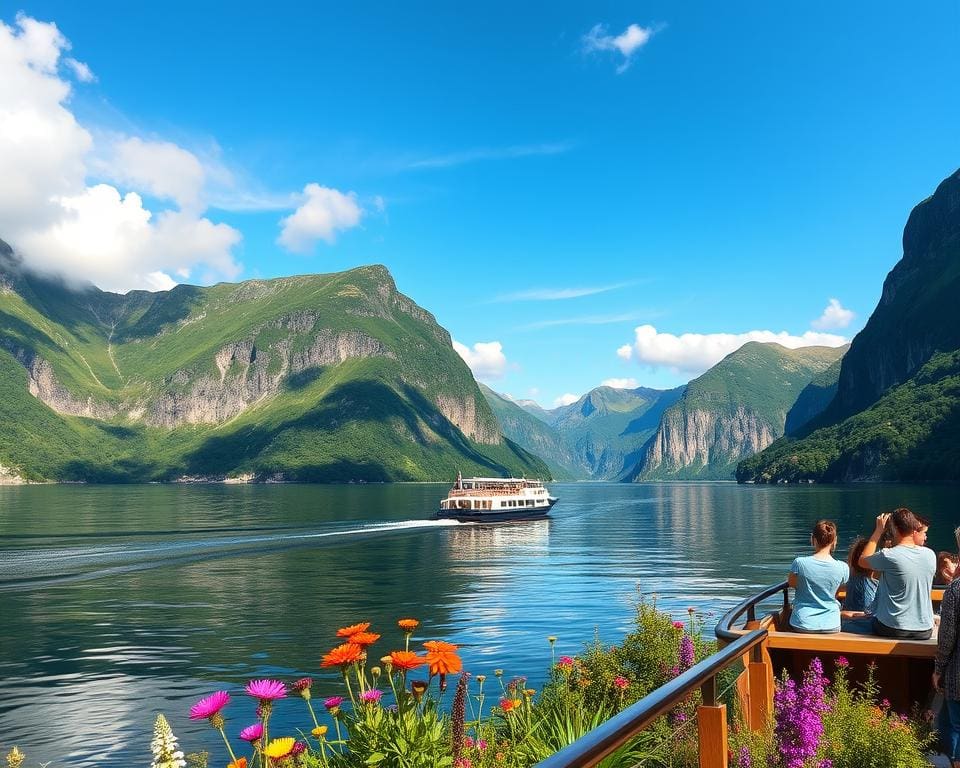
[189,690,230,720]
[557,656,575,668]
[324,696,345,709]
[291,741,307,755]
[672,621,685,630]
[239,723,263,742]
[292,677,312,693]
[835,656,849,668]
[613,676,629,690]
[360,689,383,703]
[477,739,487,750]
[245,679,287,702]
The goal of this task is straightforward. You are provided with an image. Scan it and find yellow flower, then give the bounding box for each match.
[312,725,329,739]
[6,747,25,768]
[524,688,536,697]
[263,737,295,759]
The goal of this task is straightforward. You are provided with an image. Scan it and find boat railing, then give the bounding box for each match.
[446,487,535,497]
[715,580,790,640]
[534,627,769,768]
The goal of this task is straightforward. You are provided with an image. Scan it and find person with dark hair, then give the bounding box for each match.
[842,536,878,616]
[788,520,849,633]
[936,552,959,587]
[859,508,936,640]
[933,526,960,767]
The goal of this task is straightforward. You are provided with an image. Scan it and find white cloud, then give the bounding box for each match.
[278,183,363,253]
[492,282,632,302]
[602,377,638,389]
[453,339,509,381]
[0,14,243,292]
[554,393,580,407]
[406,142,572,170]
[583,23,657,73]
[618,324,848,375]
[64,56,94,82]
[528,387,540,397]
[812,298,855,330]
[105,137,206,210]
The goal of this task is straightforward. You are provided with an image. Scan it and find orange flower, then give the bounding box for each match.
[390,650,426,671]
[423,641,462,676]
[348,631,381,647]
[321,643,363,667]
[398,618,420,632]
[337,622,371,638]
[422,640,458,653]
[228,760,247,768]
[499,697,518,713]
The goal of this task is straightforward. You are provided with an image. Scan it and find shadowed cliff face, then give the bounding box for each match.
[827,168,960,422]
[0,252,543,481]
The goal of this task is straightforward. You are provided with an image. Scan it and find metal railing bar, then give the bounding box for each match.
[533,628,767,768]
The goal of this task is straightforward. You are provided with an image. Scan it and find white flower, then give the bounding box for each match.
[151,713,186,768]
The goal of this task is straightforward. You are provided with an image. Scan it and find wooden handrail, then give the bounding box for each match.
[533,629,768,768]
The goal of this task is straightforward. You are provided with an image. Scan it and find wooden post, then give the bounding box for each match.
[697,704,728,768]
[748,660,771,729]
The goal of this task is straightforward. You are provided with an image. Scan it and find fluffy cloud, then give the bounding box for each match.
[278,184,363,253]
[812,298,855,330]
[453,340,509,381]
[0,14,244,292]
[617,324,848,375]
[583,23,657,73]
[554,393,580,407]
[601,377,638,389]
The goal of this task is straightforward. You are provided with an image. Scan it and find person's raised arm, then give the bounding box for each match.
[859,513,890,571]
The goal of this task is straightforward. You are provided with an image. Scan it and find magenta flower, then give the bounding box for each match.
[324,695,345,709]
[557,656,575,668]
[360,689,383,704]
[613,676,629,690]
[835,656,849,668]
[239,722,263,742]
[291,741,307,756]
[245,678,287,702]
[679,635,695,671]
[292,677,313,693]
[189,690,230,720]
[672,621,684,630]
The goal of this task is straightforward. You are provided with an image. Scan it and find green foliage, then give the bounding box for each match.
[329,700,452,768]
[738,349,960,483]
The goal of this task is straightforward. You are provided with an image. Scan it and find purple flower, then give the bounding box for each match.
[774,658,828,768]
[189,690,230,720]
[245,678,287,702]
[291,741,307,755]
[239,722,263,742]
[679,635,695,670]
[736,746,752,768]
[324,696,345,709]
[360,688,383,704]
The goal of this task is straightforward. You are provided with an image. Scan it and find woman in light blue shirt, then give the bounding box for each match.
[788,520,850,633]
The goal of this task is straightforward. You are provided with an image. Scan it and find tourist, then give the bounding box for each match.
[841,536,878,617]
[933,526,960,767]
[936,552,959,586]
[859,508,936,640]
[787,520,849,633]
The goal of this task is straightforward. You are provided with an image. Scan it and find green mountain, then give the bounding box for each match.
[628,342,846,481]
[0,242,548,482]
[479,384,579,480]
[484,384,683,480]
[738,168,960,483]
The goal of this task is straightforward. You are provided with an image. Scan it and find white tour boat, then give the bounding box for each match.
[437,474,557,521]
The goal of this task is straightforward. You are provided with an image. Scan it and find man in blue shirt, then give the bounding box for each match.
[860,508,936,640]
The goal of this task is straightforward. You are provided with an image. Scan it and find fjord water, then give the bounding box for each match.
[1,483,958,766]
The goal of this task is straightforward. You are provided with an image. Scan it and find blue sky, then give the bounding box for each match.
[1,2,958,406]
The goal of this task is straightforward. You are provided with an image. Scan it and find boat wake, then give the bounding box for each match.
[0,518,461,591]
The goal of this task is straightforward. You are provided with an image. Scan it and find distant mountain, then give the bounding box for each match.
[479,385,579,479]
[739,168,960,483]
[628,342,846,481]
[0,241,548,482]
[483,384,684,480]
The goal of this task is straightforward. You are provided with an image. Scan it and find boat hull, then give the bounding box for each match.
[436,499,556,523]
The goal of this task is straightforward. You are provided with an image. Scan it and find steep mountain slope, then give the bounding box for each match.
[479,384,580,479]
[485,385,683,480]
[739,168,960,483]
[629,342,846,481]
[0,242,548,482]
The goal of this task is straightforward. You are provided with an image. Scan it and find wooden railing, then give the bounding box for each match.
[533,628,770,768]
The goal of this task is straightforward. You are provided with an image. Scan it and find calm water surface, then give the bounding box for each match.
[1,482,957,765]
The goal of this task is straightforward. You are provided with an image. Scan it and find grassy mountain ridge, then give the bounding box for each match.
[740,168,960,483]
[0,242,548,482]
[629,342,845,481]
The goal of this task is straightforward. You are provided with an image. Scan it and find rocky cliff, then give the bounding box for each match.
[629,342,846,480]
